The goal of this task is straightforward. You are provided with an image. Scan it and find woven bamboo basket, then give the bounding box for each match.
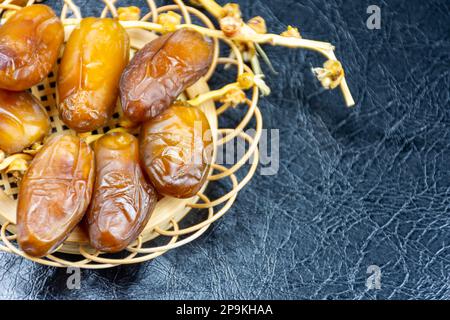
[0,0,262,268]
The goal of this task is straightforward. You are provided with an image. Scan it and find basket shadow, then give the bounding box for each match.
[27,261,144,299]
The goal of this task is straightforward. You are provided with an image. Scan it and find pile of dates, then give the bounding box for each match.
[0,5,214,257]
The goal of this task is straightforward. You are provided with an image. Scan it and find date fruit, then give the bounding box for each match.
[0,89,50,154]
[0,4,64,91]
[6,1,32,5]
[120,29,213,124]
[86,132,157,253]
[58,18,130,132]
[17,134,95,257]
[140,103,212,198]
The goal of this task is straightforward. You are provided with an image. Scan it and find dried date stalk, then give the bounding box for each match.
[185,72,260,108]
[189,0,354,106]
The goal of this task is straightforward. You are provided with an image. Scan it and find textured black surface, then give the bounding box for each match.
[1,0,450,300]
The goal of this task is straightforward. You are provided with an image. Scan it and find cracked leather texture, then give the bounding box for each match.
[1,0,450,300]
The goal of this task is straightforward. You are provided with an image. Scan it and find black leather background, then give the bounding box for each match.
[1,0,449,300]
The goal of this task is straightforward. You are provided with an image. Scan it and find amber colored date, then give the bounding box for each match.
[140,104,212,198]
[86,132,157,253]
[17,134,95,257]
[120,29,213,124]
[0,5,64,91]
[58,18,130,132]
[0,89,50,154]
[5,0,31,5]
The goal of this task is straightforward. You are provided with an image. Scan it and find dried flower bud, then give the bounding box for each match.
[253,75,271,96]
[247,16,267,34]
[312,60,344,90]
[237,72,255,90]
[281,25,301,38]
[23,143,43,156]
[220,88,249,107]
[222,3,241,19]
[0,154,32,174]
[220,15,243,37]
[117,6,140,21]
[6,158,29,175]
[158,11,182,33]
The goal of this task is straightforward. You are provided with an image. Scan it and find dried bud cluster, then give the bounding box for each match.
[6,158,29,175]
[313,60,344,90]
[0,154,32,176]
[220,15,242,37]
[157,11,182,33]
[117,6,140,21]
[247,16,267,34]
[219,3,244,37]
[220,88,249,107]
[221,3,241,19]
[23,143,43,156]
[253,74,271,96]
[237,72,255,90]
[281,25,301,38]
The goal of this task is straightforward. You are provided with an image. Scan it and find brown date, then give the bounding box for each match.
[0,89,50,154]
[140,104,212,198]
[17,134,95,257]
[58,18,130,132]
[120,29,213,124]
[86,132,157,253]
[0,4,64,91]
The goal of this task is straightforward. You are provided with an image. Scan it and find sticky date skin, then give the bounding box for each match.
[0,5,64,91]
[17,134,95,257]
[86,132,157,253]
[140,104,212,198]
[0,89,50,154]
[58,18,130,133]
[120,29,213,124]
